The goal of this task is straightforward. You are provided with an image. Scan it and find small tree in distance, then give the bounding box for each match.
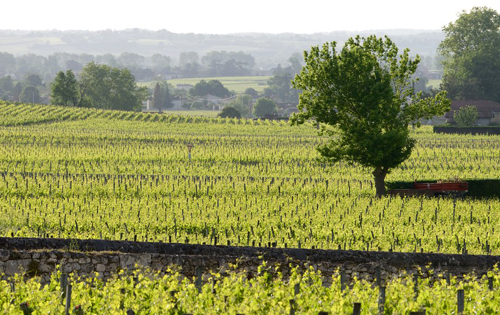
[253,98,277,118]
[51,70,79,106]
[291,35,450,197]
[153,82,163,112]
[162,83,173,109]
[218,106,241,118]
[454,105,478,126]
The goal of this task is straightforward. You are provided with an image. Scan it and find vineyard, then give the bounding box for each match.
[3,264,500,314]
[0,102,500,256]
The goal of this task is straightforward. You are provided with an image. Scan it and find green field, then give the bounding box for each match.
[2,101,500,313]
[427,79,442,89]
[0,102,500,256]
[141,76,270,94]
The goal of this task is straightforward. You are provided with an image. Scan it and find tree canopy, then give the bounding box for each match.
[51,70,79,106]
[152,82,173,111]
[189,80,231,98]
[439,7,500,102]
[226,94,253,118]
[218,106,241,118]
[79,62,148,111]
[454,105,478,127]
[291,35,450,196]
[253,98,278,118]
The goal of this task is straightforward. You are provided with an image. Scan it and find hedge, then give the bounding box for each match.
[433,126,500,135]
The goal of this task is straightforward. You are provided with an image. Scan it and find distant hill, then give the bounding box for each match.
[0,29,444,69]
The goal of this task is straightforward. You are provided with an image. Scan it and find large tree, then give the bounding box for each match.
[79,62,148,111]
[253,98,278,118]
[439,7,500,102]
[291,35,450,197]
[51,70,79,106]
[189,79,231,98]
[265,72,300,103]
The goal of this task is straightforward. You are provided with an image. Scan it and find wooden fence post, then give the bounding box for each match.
[289,299,296,315]
[378,286,386,315]
[413,274,419,300]
[195,266,202,293]
[60,273,68,301]
[352,302,361,315]
[294,283,300,296]
[65,284,72,315]
[340,270,346,292]
[375,266,381,287]
[457,289,464,314]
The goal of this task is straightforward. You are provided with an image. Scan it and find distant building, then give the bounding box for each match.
[444,100,500,126]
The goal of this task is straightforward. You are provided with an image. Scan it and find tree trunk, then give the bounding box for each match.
[373,167,388,197]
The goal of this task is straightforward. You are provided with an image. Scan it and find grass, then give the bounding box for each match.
[140,76,270,94]
[427,79,442,89]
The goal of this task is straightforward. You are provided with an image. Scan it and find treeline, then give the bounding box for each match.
[0,28,445,79]
[0,50,257,82]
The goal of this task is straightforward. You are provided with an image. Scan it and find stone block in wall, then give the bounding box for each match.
[41,262,55,273]
[0,249,9,261]
[119,254,152,270]
[5,259,31,276]
[96,264,106,272]
[138,253,152,267]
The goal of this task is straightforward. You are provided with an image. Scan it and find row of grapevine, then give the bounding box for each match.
[0,104,499,254]
[3,264,500,314]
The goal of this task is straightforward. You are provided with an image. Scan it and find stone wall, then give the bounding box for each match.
[1,237,499,285]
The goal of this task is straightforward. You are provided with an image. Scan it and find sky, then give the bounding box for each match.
[1,0,499,34]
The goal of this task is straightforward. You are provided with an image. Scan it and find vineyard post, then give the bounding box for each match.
[413,273,419,300]
[195,266,202,293]
[187,144,194,162]
[340,270,346,292]
[488,277,494,290]
[457,289,464,314]
[60,273,68,302]
[352,302,361,315]
[65,284,72,315]
[378,286,386,315]
[294,283,300,296]
[289,299,296,315]
[375,266,381,287]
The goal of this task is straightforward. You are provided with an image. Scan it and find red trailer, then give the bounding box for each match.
[388,181,468,197]
[413,181,468,195]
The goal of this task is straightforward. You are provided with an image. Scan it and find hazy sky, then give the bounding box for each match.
[1,1,499,34]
